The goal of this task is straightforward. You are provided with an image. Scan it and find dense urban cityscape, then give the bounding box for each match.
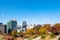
[0,20,60,40]
[0,20,27,34]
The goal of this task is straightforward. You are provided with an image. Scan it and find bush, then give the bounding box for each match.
[41,34,45,39]
[29,38,32,40]
[50,33,55,38]
[58,37,60,40]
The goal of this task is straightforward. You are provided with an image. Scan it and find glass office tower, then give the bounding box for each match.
[7,20,17,33]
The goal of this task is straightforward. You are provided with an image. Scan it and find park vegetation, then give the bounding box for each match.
[11,23,60,39]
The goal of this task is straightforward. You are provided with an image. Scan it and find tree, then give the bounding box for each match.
[11,30,17,36]
[39,27,47,34]
[33,25,42,30]
[8,28,12,33]
[43,24,51,29]
[25,29,31,34]
[54,23,60,27]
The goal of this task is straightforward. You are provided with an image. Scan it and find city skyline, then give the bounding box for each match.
[0,0,60,25]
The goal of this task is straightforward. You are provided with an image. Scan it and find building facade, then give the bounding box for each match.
[0,23,5,33]
[7,20,17,33]
[3,24,7,33]
[22,21,27,32]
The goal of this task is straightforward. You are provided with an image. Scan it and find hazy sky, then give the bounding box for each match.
[0,0,60,25]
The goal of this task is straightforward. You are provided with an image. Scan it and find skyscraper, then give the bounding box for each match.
[7,20,17,33]
[22,21,27,32]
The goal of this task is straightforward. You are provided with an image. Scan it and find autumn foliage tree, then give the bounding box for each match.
[49,23,60,35]
[11,30,17,36]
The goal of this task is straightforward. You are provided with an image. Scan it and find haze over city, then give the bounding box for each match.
[0,0,60,25]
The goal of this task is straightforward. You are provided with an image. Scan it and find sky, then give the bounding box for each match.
[0,0,60,25]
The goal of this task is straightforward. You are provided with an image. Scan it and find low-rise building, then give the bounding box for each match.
[0,23,5,33]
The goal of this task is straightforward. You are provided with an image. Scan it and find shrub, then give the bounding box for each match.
[41,34,45,39]
[58,37,60,40]
[50,33,55,38]
[29,38,32,40]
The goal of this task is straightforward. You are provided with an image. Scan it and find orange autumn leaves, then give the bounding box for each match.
[25,24,50,37]
[11,23,60,38]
